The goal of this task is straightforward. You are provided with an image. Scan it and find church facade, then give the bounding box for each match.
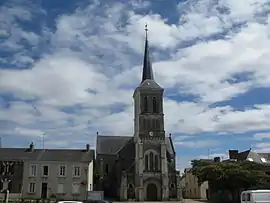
[95,30,182,201]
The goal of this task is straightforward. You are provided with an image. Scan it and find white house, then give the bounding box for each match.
[21,143,94,201]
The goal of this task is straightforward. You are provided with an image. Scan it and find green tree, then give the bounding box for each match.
[191,160,270,202]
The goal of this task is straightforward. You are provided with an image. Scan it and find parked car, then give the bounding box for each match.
[241,189,270,203]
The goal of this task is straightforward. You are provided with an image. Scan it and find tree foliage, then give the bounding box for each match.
[191,159,270,190]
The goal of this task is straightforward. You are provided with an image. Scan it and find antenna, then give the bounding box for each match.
[41,133,45,149]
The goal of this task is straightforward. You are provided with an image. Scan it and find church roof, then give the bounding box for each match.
[96,135,132,155]
[96,135,175,156]
[0,147,94,162]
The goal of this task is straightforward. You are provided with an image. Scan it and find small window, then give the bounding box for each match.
[145,155,149,171]
[153,97,158,113]
[143,96,148,112]
[28,182,35,193]
[105,164,109,174]
[128,184,133,189]
[149,152,154,171]
[242,193,246,201]
[170,183,175,189]
[29,165,37,177]
[43,166,49,176]
[154,155,159,171]
[73,166,81,177]
[246,193,251,201]
[58,165,66,176]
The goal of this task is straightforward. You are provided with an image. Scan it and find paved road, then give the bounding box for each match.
[114,199,207,203]
[183,199,208,203]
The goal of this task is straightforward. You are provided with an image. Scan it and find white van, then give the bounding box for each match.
[241,190,270,203]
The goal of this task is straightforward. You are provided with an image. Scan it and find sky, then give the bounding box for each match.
[1,0,270,172]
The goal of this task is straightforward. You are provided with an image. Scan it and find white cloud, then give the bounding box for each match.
[175,140,219,148]
[253,133,270,140]
[1,0,270,150]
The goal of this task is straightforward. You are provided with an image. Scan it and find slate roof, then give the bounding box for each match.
[141,31,154,83]
[228,149,269,164]
[0,148,94,162]
[96,135,132,155]
[96,135,176,156]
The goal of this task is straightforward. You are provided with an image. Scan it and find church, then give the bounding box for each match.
[95,27,182,201]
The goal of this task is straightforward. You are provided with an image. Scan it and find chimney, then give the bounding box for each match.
[214,157,221,163]
[229,150,239,159]
[86,144,90,152]
[29,142,34,152]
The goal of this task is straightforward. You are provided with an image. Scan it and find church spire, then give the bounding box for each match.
[141,24,154,83]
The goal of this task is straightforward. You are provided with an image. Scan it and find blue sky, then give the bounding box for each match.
[1,0,270,171]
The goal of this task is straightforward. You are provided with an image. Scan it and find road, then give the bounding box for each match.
[183,199,208,203]
[114,199,207,203]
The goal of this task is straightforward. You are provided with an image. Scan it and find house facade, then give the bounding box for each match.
[95,28,182,201]
[0,143,94,201]
[182,168,208,200]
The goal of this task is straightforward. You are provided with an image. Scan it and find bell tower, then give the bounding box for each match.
[133,25,169,201]
[133,24,165,141]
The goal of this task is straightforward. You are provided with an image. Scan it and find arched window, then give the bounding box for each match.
[143,96,148,112]
[154,155,159,171]
[105,164,109,174]
[145,155,149,171]
[156,119,160,130]
[149,152,154,171]
[153,97,158,113]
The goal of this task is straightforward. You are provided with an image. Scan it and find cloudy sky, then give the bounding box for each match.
[1,0,270,172]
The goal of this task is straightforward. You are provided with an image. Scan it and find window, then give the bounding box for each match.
[57,183,64,194]
[59,165,66,176]
[154,155,159,171]
[105,164,109,174]
[246,193,251,201]
[42,166,49,176]
[241,193,246,201]
[153,97,158,113]
[29,165,37,177]
[155,120,160,130]
[72,183,80,194]
[28,182,35,193]
[145,155,149,171]
[149,152,154,171]
[143,96,148,112]
[73,166,81,177]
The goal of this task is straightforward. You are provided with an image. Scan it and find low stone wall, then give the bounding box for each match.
[0,193,21,200]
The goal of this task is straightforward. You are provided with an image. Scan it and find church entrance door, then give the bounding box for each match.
[146,183,158,201]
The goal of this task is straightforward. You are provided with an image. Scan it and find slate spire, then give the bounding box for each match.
[141,24,154,83]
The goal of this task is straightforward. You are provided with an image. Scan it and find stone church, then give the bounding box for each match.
[95,28,182,201]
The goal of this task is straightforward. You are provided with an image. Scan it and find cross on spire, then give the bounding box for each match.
[145,24,148,38]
